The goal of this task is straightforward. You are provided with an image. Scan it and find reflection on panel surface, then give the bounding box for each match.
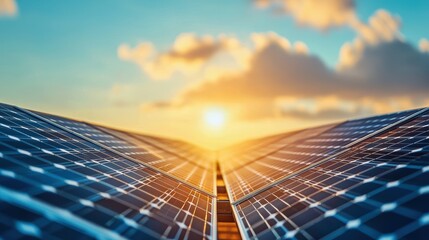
[219,124,336,174]
[131,133,216,170]
[224,109,421,202]
[2,102,429,240]
[39,113,215,194]
[235,111,429,239]
[0,104,214,239]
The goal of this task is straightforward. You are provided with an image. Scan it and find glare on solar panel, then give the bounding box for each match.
[36,113,216,194]
[0,104,215,239]
[234,110,429,239]
[224,108,425,203]
[2,101,429,240]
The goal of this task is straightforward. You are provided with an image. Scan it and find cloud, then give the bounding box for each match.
[340,40,429,97]
[177,33,338,103]
[0,0,17,16]
[254,0,356,30]
[143,14,429,121]
[118,33,246,80]
[128,9,429,122]
[420,39,429,53]
[339,10,402,68]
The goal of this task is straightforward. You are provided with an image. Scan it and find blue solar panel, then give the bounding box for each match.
[37,112,215,194]
[126,132,216,169]
[219,124,336,174]
[234,110,429,239]
[2,101,428,240]
[224,109,423,202]
[0,104,214,239]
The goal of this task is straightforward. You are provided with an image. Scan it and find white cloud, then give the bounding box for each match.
[118,33,247,80]
[254,0,356,30]
[143,30,429,120]
[0,0,17,16]
[420,38,429,53]
[338,10,402,68]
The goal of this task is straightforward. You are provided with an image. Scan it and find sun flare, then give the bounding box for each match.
[203,108,226,129]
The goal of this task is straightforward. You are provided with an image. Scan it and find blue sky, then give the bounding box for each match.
[1,0,429,147]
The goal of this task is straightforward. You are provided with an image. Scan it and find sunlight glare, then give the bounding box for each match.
[203,108,226,129]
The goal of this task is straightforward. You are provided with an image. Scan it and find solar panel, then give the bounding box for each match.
[0,104,215,239]
[234,109,429,239]
[224,109,423,202]
[2,101,429,240]
[129,133,216,170]
[219,132,299,173]
[99,126,214,170]
[37,113,215,194]
[219,124,337,174]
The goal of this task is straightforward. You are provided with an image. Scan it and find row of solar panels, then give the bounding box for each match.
[0,103,216,239]
[1,102,429,240]
[219,107,429,239]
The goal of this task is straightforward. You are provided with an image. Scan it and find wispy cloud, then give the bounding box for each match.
[253,0,356,30]
[0,0,17,17]
[118,33,246,80]
[420,38,429,53]
[339,10,402,68]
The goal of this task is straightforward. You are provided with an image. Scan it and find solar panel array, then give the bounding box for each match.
[1,102,429,240]
[219,124,336,174]
[221,108,429,240]
[37,113,216,195]
[222,109,422,202]
[0,104,215,240]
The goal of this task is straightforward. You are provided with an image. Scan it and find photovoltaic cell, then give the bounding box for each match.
[38,113,215,194]
[99,126,214,170]
[128,133,216,170]
[2,101,428,240]
[219,132,298,173]
[235,110,429,240]
[224,109,421,202]
[220,124,336,174]
[0,104,214,239]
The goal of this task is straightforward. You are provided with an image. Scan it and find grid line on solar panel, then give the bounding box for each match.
[0,103,215,239]
[35,112,215,195]
[22,108,215,196]
[127,132,216,170]
[221,123,338,175]
[0,186,124,240]
[219,132,299,174]
[98,125,216,171]
[94,127,217,196]
[234,109,429,240]
[225,108,426,204]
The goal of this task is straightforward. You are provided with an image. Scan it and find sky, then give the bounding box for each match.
[1,0,429,149]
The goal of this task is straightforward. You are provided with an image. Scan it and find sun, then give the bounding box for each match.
[203,108,226,129]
